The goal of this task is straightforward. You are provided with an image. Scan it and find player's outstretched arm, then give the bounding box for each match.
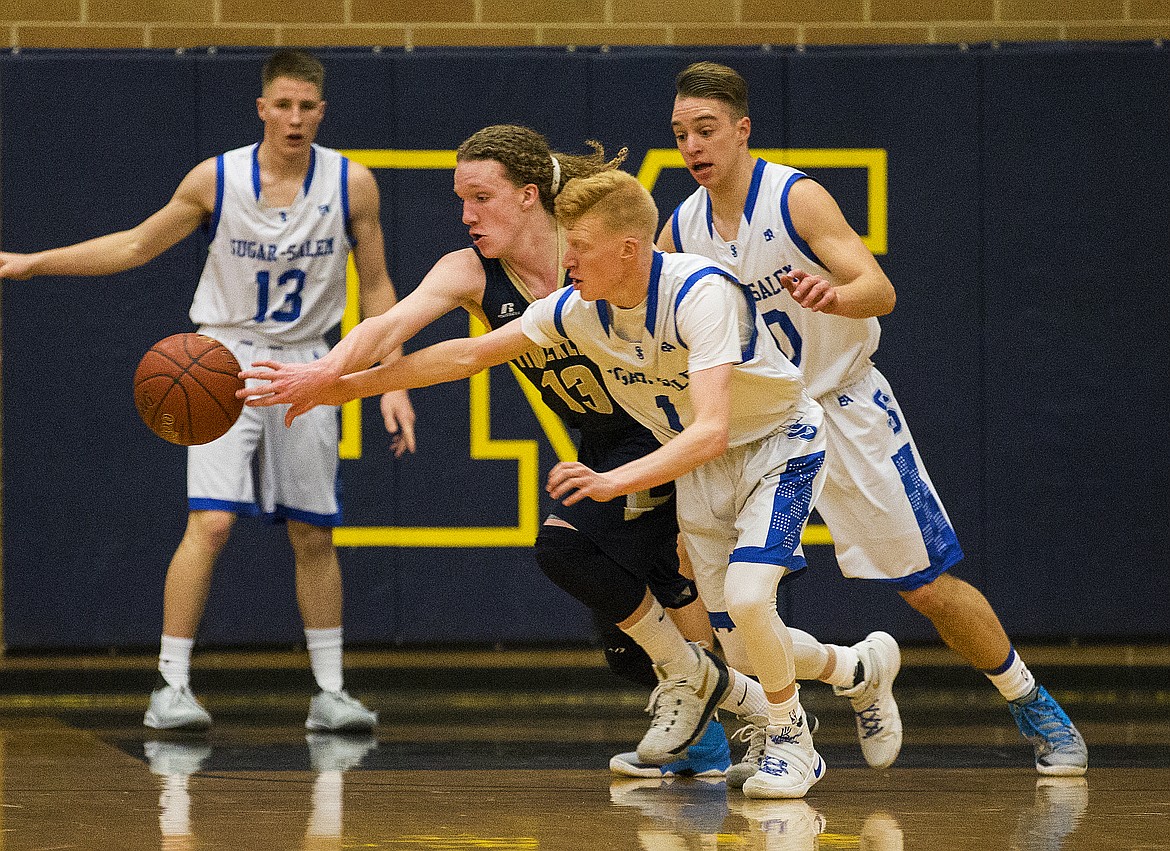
[240,320,534,428]
[547,363,732,506]
[0,159,215,281]
[260,249,483,438]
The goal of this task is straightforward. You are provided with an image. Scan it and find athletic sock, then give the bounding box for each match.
[620,597,699,681]
[305,627,345,694]
[158,635,194,690]
[825,644,862,689]
[720,668,771,723]
[766,688,803,728]
[984,646,1037,702]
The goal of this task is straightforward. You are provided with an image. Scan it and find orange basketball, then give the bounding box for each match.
[133,333,245,446]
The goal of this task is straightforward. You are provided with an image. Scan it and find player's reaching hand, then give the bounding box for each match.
[546,461,622,506]
[781,269,839,313]
[238,359,349,427]
[0,252,37,280]
[380,389,416,457]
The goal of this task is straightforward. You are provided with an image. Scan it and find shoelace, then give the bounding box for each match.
[731,723,767,765]
[644,679,686,732]
[759,754,792,776]
[1022,700,1079,749]
[856,702,885,738]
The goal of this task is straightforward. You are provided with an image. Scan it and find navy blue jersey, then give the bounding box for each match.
[475,248,689,606]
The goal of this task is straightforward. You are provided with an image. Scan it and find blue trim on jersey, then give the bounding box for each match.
[250,143,262,200]
[890,442,965,575]
[985,647,1018,676]
[552,286,576,339]
[206,154,226,242]
[704,192,715,238]
[672,265,739,349]
[743,158,767,225]
[645,251,664,335]
[303,145,317,196]
[779,171,826,269]
[729,450,825,570]
[671,206,684,251]
[709,611,736,630]
[340,155,355,246]
[189,497,261,517]
[595,300,612,336]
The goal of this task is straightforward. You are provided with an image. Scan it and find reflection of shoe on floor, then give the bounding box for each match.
[742,705,825,800]
[144,685,212,731]
[1008,685,1088,777]
[637,644,730,765]
[305,690,378,732]
[144,740,212,777]
[1011,776,1089,850]
[737,799,826,850]
[306,733,378,773]
[860,811,904,851]
[833,632,902,769]
[610,775,729,835]
[611,718,730,778]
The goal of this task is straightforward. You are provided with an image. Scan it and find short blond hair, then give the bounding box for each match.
[554,170,659,242]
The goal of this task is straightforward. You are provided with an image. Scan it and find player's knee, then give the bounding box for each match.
[287,520,335,562]
[899,571,957,617]
[724,562,782,627]
[534,524,644,624]
[184,510,235,555]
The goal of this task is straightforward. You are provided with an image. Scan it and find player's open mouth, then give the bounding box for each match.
[690,162,713,176]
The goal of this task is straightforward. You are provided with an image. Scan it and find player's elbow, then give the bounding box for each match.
[695,423,730,462]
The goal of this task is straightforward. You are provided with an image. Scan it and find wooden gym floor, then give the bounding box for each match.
[0,643,1166,850]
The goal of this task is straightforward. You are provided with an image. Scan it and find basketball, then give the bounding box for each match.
[133,333,245,446]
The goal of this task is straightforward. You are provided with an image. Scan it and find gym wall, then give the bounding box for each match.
[3,1,1170,49]
[1,44,1167,649]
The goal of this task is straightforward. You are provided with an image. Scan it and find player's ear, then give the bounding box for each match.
[736,115,751,145]
[256,96,266,120]
[521,183,540,208]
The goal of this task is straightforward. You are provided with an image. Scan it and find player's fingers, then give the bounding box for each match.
[396,422,417,455]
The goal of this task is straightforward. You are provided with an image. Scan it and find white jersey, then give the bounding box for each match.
[190,143,353,344]
[669,158,880,399]
[521,251,813,448]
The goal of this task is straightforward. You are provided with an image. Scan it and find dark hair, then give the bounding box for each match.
[262,49,325,95]
[457,124,628,215]
[676,61,749,119]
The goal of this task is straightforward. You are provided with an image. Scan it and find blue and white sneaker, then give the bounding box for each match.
[742,705,825,800]
[610,718,731,778]
[1008,685,1088,776]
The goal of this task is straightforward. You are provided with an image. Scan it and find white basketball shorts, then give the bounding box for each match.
[187,326,341,527]
[677,396,827,617]
[815,366,963,589]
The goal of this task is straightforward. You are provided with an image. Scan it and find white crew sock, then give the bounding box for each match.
[158,635,194,690]
[719,668,771,724]
[985,647,1037,702]
[620,597,700,681]
[305,627,345,693]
